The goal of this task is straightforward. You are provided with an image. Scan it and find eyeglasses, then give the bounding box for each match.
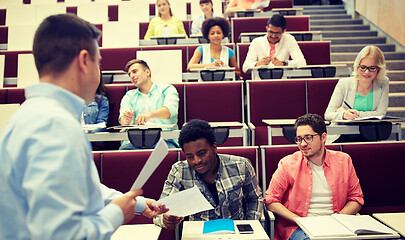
[268,30,282,36]
[358,65,378,72]
[294,134,319,144]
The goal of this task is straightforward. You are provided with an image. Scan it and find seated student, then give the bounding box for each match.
[325,45,388,121]
[153,119,263,229]
[191,0,221,35]
[265,114,364,240]
[119,59,179,150]
[224,0,263,15]
[187,17,241,79]
[82,76,109,132]
[144,0,188,40]
[242,14,307,73]
[324,45,389,142]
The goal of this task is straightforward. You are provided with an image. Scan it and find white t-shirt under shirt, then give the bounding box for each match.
[141,93,157,124]
[307,161,334,217]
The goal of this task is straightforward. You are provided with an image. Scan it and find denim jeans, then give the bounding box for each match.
[289,228,310,240]
[119,139,178,150]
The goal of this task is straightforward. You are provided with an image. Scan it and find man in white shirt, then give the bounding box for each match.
[242,14,307,73]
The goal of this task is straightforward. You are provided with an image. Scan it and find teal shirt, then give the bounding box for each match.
[353,88,374,111]
[119,82,179,146]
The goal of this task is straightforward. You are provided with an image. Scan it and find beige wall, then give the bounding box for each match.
[355,0,405,46]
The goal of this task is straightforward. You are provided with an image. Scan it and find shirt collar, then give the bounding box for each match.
[134,82,157,96]
[25,83,85,121]
[302,148,330,167]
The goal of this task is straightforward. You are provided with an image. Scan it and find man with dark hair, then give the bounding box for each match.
[0,14,166,240]
[153,119,263,229]
[119,59,179,150]
[242,14,306,72]
[265,114,364,240]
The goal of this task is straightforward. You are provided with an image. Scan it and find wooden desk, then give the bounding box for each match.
[248,64,351,79]
[262,119,403,145]
[181,220,269,240]
[87,122,249,146]
[373,212,405,237]
[111,224,162,240]
[188,67,236,82]
[239,31,322,43]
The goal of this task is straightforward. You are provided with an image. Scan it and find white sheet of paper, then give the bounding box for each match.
[82,122,106,131]
[153,186,214,217]
[130,139,169,191]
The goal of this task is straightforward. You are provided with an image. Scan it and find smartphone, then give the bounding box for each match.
[236,224,254,234]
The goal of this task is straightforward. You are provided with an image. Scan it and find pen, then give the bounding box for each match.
[344,101,352,109]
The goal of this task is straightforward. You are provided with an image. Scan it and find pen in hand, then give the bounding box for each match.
[344,101,352,109]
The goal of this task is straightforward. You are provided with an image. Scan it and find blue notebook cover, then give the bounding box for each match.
[203,219,235,234]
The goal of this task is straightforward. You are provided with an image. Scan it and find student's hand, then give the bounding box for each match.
[111,189,143,224]
[210,60,224,67]
[255,56,271,66]
[141,198,169,218]
[121,110,135,125]
[135,113,152,125]
[163,214,184,230]
[271,57,284,66]
[343,109,360,120]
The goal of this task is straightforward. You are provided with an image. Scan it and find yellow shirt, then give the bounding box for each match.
[144,16,188,40]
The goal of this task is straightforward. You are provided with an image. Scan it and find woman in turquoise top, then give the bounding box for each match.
[187,17,241,78]
[324,45,389,142]
[144,0,188,40]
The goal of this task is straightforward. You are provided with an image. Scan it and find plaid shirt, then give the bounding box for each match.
[153,154,263,227]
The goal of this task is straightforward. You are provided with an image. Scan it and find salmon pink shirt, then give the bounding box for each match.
[265,149,364,240]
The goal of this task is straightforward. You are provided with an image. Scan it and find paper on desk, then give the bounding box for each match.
[130,139,169,191]
[82,122,106,131]
[153,186,214,217]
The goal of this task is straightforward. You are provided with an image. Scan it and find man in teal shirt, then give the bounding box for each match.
[119,59,179,149]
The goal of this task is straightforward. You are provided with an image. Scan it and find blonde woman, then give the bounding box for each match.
[144,0,188,40]
[325,45,388,121]
[325,45,389,142]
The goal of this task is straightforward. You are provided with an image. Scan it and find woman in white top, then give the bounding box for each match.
[325,45,389,121]
[187,17,241,78]
[191,0,221,35]
[324,45,389,142]
[144,0,188,40]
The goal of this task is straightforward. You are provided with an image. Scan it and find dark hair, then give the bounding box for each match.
[294,114,327,135]
[33,13,100,77]
[157,0,173,17]
[179,119,216,150]
[201,17,230,40]
[124,59,151,74]
[267,14,287,30]
[96,71,109,99]
[200,0,214,13]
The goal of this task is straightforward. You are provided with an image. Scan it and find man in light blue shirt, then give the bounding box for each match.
[119,59,179,150]
[0,14,166,240]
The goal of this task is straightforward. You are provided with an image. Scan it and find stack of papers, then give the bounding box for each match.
[152,186,214,217]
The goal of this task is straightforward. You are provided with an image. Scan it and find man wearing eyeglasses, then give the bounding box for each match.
[242,14,307,73]
[264,114,364,240]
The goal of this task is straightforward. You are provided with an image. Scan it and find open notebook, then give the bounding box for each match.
[354,115,404,121]
[295,214,397,239]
